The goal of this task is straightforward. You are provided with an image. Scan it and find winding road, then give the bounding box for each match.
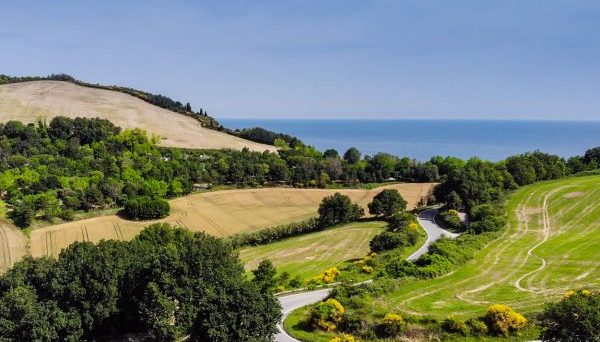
[275,207,459,342]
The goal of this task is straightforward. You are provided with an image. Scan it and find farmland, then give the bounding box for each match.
[311,175,600,320]
[239,221,387,280]
[28,182,434,259]
[0,80,275,152]
[0,221,27,273]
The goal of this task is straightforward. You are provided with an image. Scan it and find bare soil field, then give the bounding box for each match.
[0,81,275,152]
[29,183,434,258]
[0,221,27,273]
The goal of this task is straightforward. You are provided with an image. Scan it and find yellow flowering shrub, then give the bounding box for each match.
[310,298,345,331]
[581,289,592,297]
[377,313,406,337]
[329,334,357,342]
[563,290,576,300]
[408,222,419,231]
[484,304,527,336]
[362,266,373,274]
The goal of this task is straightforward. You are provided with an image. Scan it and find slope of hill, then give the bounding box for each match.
[29,182,434,259]
[0,80,275,152]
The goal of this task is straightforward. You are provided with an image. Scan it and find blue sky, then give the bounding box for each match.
[1,1,599,120]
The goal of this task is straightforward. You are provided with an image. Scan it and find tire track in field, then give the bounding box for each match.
[514,186,569,293]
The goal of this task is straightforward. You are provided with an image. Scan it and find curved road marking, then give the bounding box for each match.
[276,208,459,341]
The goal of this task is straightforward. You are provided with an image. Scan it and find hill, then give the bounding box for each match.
[0,80,275,151]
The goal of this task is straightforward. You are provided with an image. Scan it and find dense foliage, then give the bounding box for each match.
[539,289,600,341]
[234,127,303,148]
[368,189,407,217]
[124,196,170,220]
[0,224,281,341]
[317,193,364,227]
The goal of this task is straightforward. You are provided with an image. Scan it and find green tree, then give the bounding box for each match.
[540,290,600,341]
[252,260,277,293]
[343,147,361,164]
[318,193,364,227]
[368,189,407,217]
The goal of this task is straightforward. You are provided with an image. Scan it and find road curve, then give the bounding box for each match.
[407,207,460,261]
[275,208,460,342]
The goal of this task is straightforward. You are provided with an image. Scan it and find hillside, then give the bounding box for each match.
[0,80,275,152]
[29,183,434,259]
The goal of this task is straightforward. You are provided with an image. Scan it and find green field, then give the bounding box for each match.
[286,175,600,341]
[372,175,600,319]
[239,221,388,280]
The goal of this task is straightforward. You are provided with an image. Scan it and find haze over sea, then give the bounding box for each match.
[221,119,600,162]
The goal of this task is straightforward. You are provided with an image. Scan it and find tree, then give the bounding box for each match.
[252,260,277,293]
[318,193,364,227]
[343,147,361,164]
[583,146,600,166]
[539,290,600,341]
[445,191,463,210]
[125,196,170,220]
[323,149,339,159]
[368,189,407,217]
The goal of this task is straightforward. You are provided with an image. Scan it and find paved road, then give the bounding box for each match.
[407,207,460,261]
[275,208,460,342]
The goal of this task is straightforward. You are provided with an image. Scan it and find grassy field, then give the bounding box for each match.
[0,80,275,152]
[28,182,434,259]
[239,221,387,279]
[285,175,600,341]
[371,175,600,319]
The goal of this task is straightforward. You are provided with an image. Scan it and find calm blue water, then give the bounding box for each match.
[220,119,600,161]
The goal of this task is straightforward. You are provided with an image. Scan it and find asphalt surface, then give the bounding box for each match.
[275,207,460,342]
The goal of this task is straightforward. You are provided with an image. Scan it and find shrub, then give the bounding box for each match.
[484,304,527,336]
[388,212,416,231]
[466,318,488,336]
[310,299,345,331]
[338,313,367,334]
[439,210,462,230]
[125,196,170,220]
[441,317,468,335]
[540,289,600,341]
[377,313,406,337]
[361,266,373,274]
[59,208,75,221]
[227,218,320,248]
[370,224,420,252]
[328,334,357,342]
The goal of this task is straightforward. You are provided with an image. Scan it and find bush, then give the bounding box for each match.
[539,289,600,341]
[466,318,488,336]
[388,212,416,231]
[59,208,76,221]
[484,304,527,336]
[227,218,320,248]
[310,299,345,331]
[370,221,420,252]
[441,317,468,335]
[338,313,367,334]
[328,334,357,342]
[377,313,406,337]
[439,210,462,230]
[125,196,170,220]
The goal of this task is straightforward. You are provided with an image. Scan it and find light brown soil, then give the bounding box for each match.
[563,191,584,198]
[0,81,275,152]
[29,183,435,258]
[0,221,27,273]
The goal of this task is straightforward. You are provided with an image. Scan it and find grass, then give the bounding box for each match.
[239,221,387,280]
[285,175,600,341]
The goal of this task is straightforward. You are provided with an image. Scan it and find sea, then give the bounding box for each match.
[220,119,600,162]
